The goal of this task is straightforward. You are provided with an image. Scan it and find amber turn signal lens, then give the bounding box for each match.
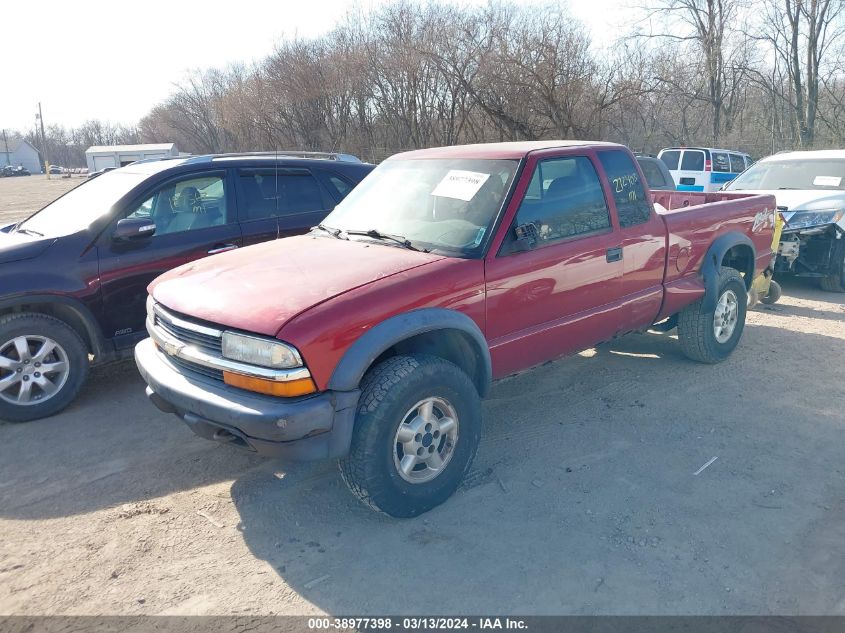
[223,371,317,397]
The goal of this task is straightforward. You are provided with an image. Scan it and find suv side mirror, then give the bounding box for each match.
[113,217,156,241]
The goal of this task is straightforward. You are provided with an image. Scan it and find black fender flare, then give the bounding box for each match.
[700,233,756,311]
[0,293,109,360]
[328,308,493,397]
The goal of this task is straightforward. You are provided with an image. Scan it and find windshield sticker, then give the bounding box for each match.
[431,170,490,201]
[813,176,841,187]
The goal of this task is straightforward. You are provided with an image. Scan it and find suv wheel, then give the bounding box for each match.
[819,241,845,292]
[0,313,89,422]
[677,266,747,364]
[339,355,481,518]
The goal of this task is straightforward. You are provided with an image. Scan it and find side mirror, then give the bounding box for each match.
[113,217,156,241]
[511,222,539,252]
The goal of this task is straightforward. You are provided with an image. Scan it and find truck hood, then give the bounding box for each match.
[150,235,445,336]
[0,229,56,265]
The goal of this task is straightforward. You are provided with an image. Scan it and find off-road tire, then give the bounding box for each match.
[819,241,845,292]
[0,313,89,422]
[339,354,482,518]
[760,279,782,305]
[677,266,747,364]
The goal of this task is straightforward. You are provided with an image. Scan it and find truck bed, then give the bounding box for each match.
[651,190,778,321]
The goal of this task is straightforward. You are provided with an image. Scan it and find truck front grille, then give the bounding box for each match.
[151,304,226,381]
[154,314,222,355]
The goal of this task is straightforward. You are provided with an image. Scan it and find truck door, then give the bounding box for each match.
[595,149,666,332]
[97,170,242,349]
[485,153,624,377]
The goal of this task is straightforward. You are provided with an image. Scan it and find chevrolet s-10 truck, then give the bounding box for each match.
[135,141,776,517]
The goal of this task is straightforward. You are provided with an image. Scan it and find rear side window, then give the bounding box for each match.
[279,173,325,213]
[660,150,681,170]
[514,156,611,245]
[237,169,278,221]
[680,150,705,171]
[729,154,746,173]
[598,150,652,228]
[328,175,353,199]
[712,152,731,173]
[637,159,667,188]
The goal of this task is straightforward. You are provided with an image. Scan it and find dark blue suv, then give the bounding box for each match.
[0,153,373,422]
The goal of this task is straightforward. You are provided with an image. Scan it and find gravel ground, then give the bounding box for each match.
[0,279,842,616]
[0,179,843,616]
[0,174,84,225]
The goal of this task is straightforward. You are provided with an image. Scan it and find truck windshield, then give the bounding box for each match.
[726,159,845,191]
[321,158,519,256]
[16,170,149,237]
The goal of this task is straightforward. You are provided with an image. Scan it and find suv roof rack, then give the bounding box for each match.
[179,151,363,165]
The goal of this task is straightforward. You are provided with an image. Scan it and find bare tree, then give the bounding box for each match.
[637,0,750,144]
[759,0,845,146]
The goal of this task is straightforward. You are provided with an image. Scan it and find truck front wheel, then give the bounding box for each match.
[339,354,481,518]
[677,267,747,364]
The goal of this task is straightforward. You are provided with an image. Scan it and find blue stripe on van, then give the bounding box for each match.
[676,184,704,192]
[710,172,737,184]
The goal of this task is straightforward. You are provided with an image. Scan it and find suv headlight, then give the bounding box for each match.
[785,209,845,230]
[222,332,303,369]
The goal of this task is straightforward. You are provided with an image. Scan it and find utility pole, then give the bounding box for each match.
[1,129,9,167]
[36,102,49,172]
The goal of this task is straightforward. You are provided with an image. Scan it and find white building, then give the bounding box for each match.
[85,143,179,172]
[0,138,42,174]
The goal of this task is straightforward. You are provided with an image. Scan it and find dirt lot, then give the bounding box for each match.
[0,174,85,225]
[0,179,843,616]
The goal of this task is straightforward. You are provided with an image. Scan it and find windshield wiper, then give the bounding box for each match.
[777,187,798,190]
[345,229,427,252]
[15,227,44,237]
[311,223,347,239]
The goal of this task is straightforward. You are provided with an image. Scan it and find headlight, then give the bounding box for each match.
[785,209,845,230]
[222,332,303,369]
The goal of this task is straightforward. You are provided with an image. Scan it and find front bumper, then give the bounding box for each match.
[134,338,359,459]
[775,224,843,276]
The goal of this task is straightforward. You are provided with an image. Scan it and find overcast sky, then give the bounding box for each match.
[2,0,640,133]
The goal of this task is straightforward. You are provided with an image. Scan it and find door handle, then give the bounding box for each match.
[606,247,623,262]
[208,244,239,255]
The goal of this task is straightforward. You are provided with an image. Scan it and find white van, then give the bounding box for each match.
[658,147,752,192]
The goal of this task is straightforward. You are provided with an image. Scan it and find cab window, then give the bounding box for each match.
[598,150,652,228]
[126,174,229,235]
[513,156,611,246]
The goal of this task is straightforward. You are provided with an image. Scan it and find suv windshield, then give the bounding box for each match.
[726,159,845,191]
[17,170,149,237]
[321,158,519,256]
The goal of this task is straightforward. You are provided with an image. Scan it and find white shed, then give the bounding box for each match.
[85,143,179,172]
[0,138,42,174]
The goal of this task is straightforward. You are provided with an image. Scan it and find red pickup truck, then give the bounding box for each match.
[135,141,775,517]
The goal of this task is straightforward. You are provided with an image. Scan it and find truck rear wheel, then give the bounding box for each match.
[819,241,845,292]
[677,267,747,364]
[0,313,89,422]
[339,354,481,518]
